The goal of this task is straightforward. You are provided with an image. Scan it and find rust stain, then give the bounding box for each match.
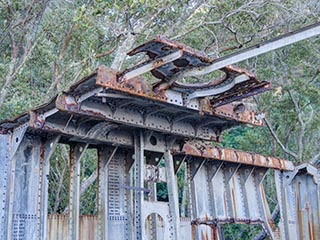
[211,225,218,240]
[175,142,294,170]
[191,223,196,240]
[231,179,237,219]
[297,182,304,240]
[212,104,264,126]
[96,66,168,102]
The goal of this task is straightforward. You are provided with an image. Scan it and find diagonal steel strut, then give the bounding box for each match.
[179,22,320,78]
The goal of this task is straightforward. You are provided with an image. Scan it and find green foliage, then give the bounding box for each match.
[222,224,266,240]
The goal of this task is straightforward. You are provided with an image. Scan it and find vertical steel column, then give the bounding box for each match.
[68,143,88,240]
[97,146,117,240]
[164,150,180,240]
[4,124,28,240]
[38,136,60,240]
[275,164,320,240]
[275,169,296,239]
[0,133,10,239]
[254,168,274,239]
[7,132,57,240]
[134,132,144,240]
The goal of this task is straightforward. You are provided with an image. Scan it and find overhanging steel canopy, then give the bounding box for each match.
[1,36,271,149]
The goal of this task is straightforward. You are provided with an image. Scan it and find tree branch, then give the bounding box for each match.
[254,96,298,159]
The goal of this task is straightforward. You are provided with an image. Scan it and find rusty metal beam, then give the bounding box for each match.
[95,66,265,126]
[173,142,294,170]
[54,93,221,141]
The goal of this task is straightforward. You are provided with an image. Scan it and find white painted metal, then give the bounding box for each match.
[180,22,320,77]
[39,136,60,240]
[134,132,144,240]
[0,133,10,240]
[188,74,249,100]
[121,50,183,81]
[164,150,181,240]
[68,143,88,240]
[7,124,28,240]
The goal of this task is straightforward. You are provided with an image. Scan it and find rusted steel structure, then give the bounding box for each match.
[0,36,319,240]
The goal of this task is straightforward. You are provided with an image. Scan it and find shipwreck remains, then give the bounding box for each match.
[0,36,319,240]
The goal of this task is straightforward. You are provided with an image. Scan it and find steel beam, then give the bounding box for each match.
[275,164,320,240]
[95,66,265,126]
[6,132,57,240]
[188,74,249,100]
[164,150,181,240]
[38,136,60,240]
[178,22,320,77]
[68,143,88,240]
[55,93,220,141]
[0,133,10,239]
[119,50,183,82]
[134,132,144,240]
[97,146,117,240]
[174,142,294,170]
[189,159,216,239]
[5,124,28,240]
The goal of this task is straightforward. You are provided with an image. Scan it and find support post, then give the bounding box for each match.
[275,164,320,240]
[134,132,144,240]
[38,136,60,240]
[97,146,117,240]
[0,133,10,240]
[68,143,88,240]
[5,124,28,240]
[164,150,180,240]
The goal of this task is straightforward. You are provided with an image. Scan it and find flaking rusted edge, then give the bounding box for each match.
[172,142,294,171]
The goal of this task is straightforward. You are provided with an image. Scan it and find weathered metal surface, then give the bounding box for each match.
[95,65,265,127]
[124,36,271,102]
[39,136,60,240]
[46,214,192,240]
[134,132,144,240]
[97,147,114,240]
[68,143,88,240]
[10,134,43,240]
[6,124,28,240]
[106,149,129,239]
[119,50,184,82]
[47,214,97,240]
[0,133,10,240]
[188,158,275,239]
[164,150,181,239]
[173,22,320,76]
[212,103,264,126]
[275,164,320,240]
[55,91,221,141]
[174,142,294,171]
